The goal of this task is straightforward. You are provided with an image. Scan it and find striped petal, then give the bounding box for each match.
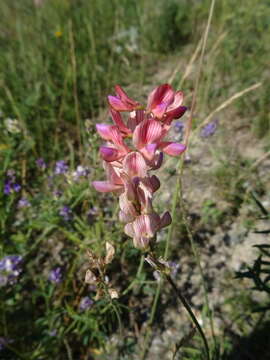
[133,214,160,239]
[123,151,148,178]
[147,84,174,111]
[133,119,162,149]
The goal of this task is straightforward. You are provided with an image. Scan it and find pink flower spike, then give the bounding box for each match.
[133,119,162,149]
[115,85,140,108]
[159,142,186,156]
[100,146,120,162]
[92,181,122,193]
[123,151,148,178]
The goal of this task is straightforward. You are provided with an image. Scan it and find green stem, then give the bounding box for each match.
[165,274,210,360]
[122,255,144,295]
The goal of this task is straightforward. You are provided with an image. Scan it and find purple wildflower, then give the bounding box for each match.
[54,160,68,175]
[3,171,21,195]
[17,198,30,208]
[12,183,21,192]
[48,267,62,284]
[36,158,47,170]
[200,119,218,138]
[174,121,184,134]
[4,181,12,195]
[72,165,89,181]
[0,255,22,272]
[0,255,23,286]
[79,296,94,311]
[59,206,72,221]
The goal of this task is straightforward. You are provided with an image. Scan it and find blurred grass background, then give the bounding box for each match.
[0,0,269,359]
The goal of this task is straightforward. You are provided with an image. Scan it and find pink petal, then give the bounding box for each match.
[110,109,131,135]
[108,95,133,111]
[159,142,186,156]
[119,193,138,217]
[140,143,157,161]
[119,210,135,223]
[133,236,150,250]
[115,85,140,108]
[127,109,145,131]
[96,124,114,140]
[167,91,183,110]
[92,181,122,193]
[124,223,135,238]
[123,151,148,178]
[147,84,174,111]
[104,162,124,185]
[99,146,120,162]
[166,105,187,120]
[151,102,168,119]
[133,119,162,149]
[96,124,127,150]
[132,214,160,239]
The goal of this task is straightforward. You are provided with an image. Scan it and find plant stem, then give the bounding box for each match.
[165,274,210,360]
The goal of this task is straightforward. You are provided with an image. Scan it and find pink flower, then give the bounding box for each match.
[92,84,187,249]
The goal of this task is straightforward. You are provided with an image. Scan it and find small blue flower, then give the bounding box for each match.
[174,121,184,134]
[36,158,47,170]
[3,171,21,195]
[48,267,62,284]
[54,160,68,175]
[0,255,23,287]
[17,198,30,208]
[200,119,218,138]
[4,181,12,195]
[79,296,94,311]
[59,206,72,221]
